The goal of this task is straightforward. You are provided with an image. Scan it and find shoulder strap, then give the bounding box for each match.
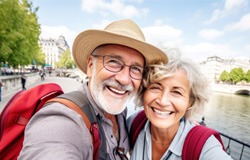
[129,110,147,148]
[182,125,225,160]
[48,97,92,130]
[47,91,101,160]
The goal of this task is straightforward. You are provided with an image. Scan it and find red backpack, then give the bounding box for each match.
[129,110,225,160]
[0,83,102,160]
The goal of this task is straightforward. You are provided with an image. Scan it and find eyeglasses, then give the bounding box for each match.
[92,55,144,80]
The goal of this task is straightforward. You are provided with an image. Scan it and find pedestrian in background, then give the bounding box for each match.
[21,74,26,90]
[39,70,45,80]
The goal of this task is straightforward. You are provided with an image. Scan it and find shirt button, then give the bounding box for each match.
[111,135,113,138]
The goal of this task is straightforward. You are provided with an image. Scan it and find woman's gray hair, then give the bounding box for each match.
[135,58,210,118]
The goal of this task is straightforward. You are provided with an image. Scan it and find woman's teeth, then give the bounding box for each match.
[152,108,172,117]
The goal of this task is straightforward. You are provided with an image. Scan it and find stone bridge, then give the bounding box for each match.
[212,84,250,95]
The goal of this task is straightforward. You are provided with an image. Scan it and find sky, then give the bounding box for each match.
[33,0,250,62]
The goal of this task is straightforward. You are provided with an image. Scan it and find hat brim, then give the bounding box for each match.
[72,30,168,74]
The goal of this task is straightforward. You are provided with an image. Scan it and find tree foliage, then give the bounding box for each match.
[229,68,244,84]
[0,0,40,68]
[34,48,46,66]
[55,50,75,69]
[219,68,250,84]
[245,70,250,83]
[219,70,230,82]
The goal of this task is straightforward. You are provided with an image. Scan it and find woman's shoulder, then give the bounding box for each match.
[200,135,233,159]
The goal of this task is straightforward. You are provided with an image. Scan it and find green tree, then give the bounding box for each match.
[34,48,45,66]
[0,0,40,68]
[56,50,75,69]
[219,70,230,83]
[245,70,250,83]
[229,68,244,84]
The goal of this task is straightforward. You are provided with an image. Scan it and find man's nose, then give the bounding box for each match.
[114,66,131,85]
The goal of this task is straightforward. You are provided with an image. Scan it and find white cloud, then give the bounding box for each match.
[225,13,250,31]
[142,24,183,46]
[205,0,248,24]
[224,0,247,10]
[127,0,143,3]
[81,0,149,18]
[199,29,224,40]
[40,25,77,50]
[182,42,236,62]
[92,20,112,29]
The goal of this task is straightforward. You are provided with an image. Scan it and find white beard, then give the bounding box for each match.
[89,66,135,115]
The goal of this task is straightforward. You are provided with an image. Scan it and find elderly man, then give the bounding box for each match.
[18,19,168,160]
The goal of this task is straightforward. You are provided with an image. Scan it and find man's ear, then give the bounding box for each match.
[86,56,93,78]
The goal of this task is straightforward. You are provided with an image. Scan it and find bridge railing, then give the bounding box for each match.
[220,132,250,160]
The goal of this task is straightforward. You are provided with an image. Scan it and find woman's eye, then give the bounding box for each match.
[148,85,161,91]
[173,91,182,95]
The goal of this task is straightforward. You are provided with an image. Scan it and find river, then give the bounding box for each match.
[203,92,250,145]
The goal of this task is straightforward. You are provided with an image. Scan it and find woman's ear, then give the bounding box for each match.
[188,92,195,109]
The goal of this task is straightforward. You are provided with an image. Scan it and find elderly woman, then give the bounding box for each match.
[127,59,233,160]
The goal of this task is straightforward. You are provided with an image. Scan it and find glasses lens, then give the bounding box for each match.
[130,66,144,80]
[104,56,123,72]
[103,55,143,80]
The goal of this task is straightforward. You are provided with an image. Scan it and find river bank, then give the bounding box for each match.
[211,83,250,95]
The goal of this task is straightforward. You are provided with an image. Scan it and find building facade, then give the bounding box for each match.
[39,35,70,69]
[199,56,250,82]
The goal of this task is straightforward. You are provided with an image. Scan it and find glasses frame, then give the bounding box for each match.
[91,54,145,80]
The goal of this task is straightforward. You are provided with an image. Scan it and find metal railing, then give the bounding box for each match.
[220,132,250,160]
[199,118,250,160]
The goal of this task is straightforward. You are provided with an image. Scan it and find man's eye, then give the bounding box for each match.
[131,66,143,73]
[107,59,122,66]
[108,59,119,64]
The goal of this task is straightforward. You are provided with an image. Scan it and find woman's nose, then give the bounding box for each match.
[155,91,171,107]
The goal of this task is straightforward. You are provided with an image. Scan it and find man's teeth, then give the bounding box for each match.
[109,87,126,94]
[153,108,172,116]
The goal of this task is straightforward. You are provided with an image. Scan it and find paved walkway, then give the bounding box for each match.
[0,77,83,112]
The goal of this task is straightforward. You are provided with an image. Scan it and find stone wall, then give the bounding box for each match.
[0,73,40,96]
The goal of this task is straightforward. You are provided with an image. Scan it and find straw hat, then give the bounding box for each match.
[72,19,168,74]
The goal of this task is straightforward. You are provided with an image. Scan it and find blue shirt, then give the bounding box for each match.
[127,111,233,160]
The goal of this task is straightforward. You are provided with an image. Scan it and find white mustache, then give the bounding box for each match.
[103,79,134,92]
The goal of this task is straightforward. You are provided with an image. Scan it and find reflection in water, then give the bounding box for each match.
[204,92,250,145]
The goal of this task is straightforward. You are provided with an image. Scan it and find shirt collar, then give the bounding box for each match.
[167,119,194,156]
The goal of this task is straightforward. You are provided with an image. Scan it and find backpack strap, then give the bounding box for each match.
[182,125,225,160]
[47,91,102,160]
[48,97,92,130]
[129,110,147,148]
